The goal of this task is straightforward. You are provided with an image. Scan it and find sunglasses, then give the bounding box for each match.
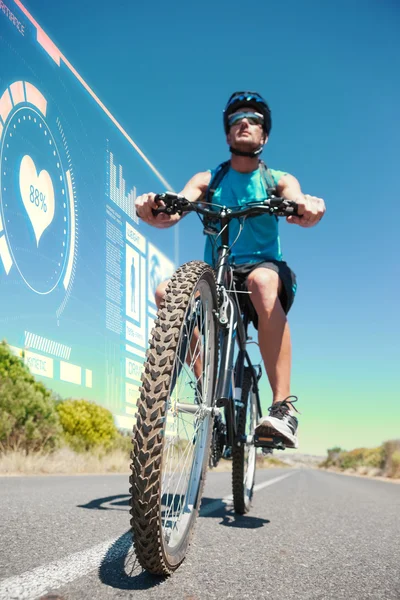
[228,111,264,127]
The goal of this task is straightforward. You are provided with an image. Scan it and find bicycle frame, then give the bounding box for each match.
[152,193,299,449]
[212,236,263,448]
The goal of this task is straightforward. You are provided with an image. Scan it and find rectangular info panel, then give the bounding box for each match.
[0,1,176,428]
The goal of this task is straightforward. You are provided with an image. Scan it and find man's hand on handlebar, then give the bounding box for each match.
[135,192,176,228]
[287,194,325,228]
[144,193,299,220]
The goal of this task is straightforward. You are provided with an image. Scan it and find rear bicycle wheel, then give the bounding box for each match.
[130,261,218,575]
[232,368,258,514]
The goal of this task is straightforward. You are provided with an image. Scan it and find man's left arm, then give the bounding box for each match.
[276,173,326,227]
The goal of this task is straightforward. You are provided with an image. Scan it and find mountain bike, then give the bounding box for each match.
[130,192,298,575]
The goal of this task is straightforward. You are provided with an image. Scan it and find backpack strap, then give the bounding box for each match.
[205,159,277,203]
[259,160,277,197]
[204,160,231,204]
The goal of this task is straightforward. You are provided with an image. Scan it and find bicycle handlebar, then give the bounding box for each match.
[151,192,299,220]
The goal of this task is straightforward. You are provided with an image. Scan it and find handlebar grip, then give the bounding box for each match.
[281,200,298,217]
[151,193,170,216]
[286,201,298,216]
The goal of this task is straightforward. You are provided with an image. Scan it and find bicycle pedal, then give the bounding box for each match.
[253,435,286,451]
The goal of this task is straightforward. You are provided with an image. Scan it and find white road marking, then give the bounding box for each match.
[0,532,132,600]
[200,471,296,516]
[0,472,294,599]
[253,471,296,493]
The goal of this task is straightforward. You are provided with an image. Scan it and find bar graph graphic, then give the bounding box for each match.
[108,150,138,223]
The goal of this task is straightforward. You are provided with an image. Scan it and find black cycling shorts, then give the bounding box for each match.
[232,260,297,329]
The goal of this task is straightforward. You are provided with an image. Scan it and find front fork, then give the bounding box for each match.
[214,286,249,449]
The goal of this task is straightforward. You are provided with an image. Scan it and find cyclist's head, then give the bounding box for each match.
[223,91,271,157]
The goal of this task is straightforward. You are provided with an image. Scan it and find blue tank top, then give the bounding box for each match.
[204,166,287,266]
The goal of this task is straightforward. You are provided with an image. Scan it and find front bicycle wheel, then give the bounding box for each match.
[232,368,258,514]
[130,261,218,575]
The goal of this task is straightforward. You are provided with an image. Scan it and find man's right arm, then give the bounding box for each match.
[135,171,212,229]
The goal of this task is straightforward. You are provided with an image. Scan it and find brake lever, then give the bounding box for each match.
[152,193,190,216]
[268,198,298,217]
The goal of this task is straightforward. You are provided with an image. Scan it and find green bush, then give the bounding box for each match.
[392,452,400,467]
[321,446,343,467]
[56,398,118,452]
[0,341,61,453]
[0,340,128,457]
[361,446,385,468]
[321,444,386,472]
[339,449,366,470]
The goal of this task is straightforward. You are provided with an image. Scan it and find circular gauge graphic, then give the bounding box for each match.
[0,81,77,304]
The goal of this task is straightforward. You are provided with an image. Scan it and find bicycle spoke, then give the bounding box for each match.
[162,420,203,529]
[160,286,213,549]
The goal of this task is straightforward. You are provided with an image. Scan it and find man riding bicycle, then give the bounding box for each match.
[135,91,326,449]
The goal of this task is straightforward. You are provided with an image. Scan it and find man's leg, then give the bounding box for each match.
[246,267,291,403]
[246,267,299,448]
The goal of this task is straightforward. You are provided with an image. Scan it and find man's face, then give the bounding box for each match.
[226,107,267,152]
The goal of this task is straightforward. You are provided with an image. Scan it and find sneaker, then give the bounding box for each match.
[254,396,299,449]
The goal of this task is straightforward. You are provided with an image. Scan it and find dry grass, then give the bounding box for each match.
[320,439,400,480]
[0,448,289,476]
[383,440,400,478]
[323,466,400,484]
[212,455,289,472]
[0,447,130,476]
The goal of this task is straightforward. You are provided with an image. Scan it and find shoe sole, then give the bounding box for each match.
[254,423,298,449]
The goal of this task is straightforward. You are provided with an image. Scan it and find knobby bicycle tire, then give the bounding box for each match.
[130,261,218,575]
[232,368,257,514]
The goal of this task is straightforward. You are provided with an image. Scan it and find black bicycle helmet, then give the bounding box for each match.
[223,91,272,135]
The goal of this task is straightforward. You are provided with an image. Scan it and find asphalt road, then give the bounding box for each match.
[0,468,399,600]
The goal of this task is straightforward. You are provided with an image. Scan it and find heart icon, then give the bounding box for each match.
[19,155,55,247]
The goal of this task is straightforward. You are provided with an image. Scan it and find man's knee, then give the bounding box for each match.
[246,268,282,313]
[155,279,170,307]
[247,268,281,295]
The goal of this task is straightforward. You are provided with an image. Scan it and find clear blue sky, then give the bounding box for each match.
[21,0,400,455]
